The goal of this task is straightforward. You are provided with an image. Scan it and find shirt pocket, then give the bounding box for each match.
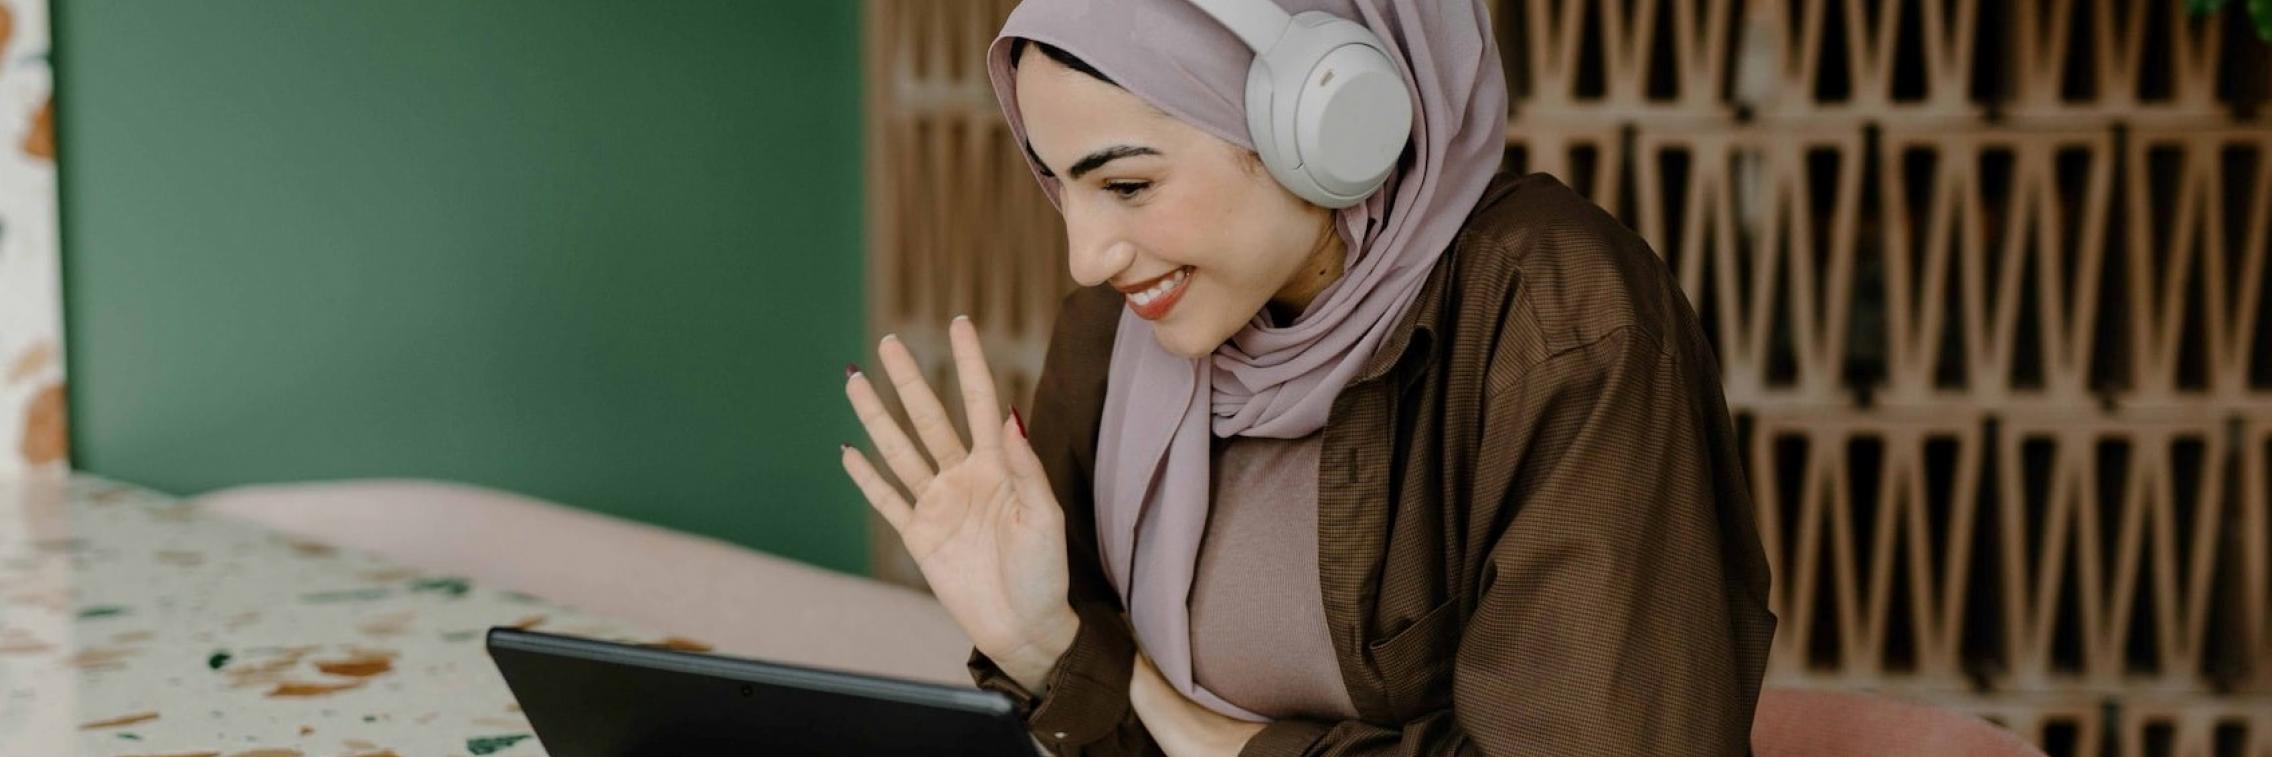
[1366,598,1463,717]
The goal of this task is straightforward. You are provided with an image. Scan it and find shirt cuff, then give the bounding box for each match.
[965,601,1136,749]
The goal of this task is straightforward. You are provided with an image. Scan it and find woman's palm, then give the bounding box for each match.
[839,317,1076,676]
[898,445,1067,656]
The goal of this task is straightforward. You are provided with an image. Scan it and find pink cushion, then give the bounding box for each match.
[194,479,973,685]
[1753,688,2047,756]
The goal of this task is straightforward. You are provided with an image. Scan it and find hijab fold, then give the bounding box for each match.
[985,0,1508,720]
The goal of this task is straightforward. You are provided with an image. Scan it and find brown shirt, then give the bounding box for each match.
[1190,432,1359,722]
[970,170,1777,756]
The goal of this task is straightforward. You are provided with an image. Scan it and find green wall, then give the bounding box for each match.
[54,1,873,573]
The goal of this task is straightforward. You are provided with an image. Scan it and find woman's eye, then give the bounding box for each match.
[1103,181,1150,200]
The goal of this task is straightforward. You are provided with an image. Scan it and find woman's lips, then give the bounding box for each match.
[1125,266,1192,321]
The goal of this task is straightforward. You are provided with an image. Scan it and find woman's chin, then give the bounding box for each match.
[1151,322,1228,359]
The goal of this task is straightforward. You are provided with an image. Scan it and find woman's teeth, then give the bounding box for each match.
[1130,267,1190,306]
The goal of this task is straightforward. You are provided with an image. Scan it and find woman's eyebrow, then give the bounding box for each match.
[1024,142,1162,180]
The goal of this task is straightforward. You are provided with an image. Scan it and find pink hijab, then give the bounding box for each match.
[985,0,1507,719]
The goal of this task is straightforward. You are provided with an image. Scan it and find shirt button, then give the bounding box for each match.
[1053,731,1067,740]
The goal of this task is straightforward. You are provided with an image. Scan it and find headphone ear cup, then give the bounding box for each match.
[1291,42,1410,202]
[1241,12,1412,209]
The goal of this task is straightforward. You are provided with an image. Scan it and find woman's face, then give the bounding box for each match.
[1014,50,1343,358]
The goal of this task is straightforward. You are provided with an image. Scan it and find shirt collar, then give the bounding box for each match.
[1352,169,1526,389]
[1354,244,1454,389]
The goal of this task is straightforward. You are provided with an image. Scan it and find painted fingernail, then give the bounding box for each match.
[1011,408,1026,438]
[845,363,861,379]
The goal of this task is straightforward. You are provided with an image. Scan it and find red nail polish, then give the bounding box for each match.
[1011,408,1026,438]
[845,363,860,379]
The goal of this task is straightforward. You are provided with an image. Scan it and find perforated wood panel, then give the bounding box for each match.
[864,0,1063,592]
[866,2,2272,751]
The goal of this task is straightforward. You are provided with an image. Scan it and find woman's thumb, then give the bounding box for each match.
[1001,412,1050,494]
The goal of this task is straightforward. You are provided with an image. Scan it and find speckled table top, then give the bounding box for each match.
[0,474,700,757]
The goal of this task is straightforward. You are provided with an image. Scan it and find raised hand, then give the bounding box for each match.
[839,315,1077,692]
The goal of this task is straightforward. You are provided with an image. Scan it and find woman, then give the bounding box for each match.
[838,0,1775,754]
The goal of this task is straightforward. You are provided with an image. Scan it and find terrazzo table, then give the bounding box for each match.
[0,474,706,757]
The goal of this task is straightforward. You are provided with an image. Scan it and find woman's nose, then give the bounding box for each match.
[1065,217,1132,288]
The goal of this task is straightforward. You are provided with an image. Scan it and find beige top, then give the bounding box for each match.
[1187,431,1360,721]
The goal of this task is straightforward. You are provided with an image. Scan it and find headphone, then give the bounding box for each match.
[1184,0,1413,209]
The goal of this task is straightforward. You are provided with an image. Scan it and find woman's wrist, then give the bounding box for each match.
[999,609,1081,694]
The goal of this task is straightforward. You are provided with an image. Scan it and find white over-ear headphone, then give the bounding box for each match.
[1185,0,1413,209]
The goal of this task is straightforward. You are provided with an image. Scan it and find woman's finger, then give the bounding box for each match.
[840,444,913,530]
[1001,412,1052,505]
[846,369,935,494]
[878,333,970,470]
[949,316,1003,453]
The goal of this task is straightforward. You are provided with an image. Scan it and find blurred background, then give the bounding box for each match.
[36,1,872,573]
[1,0,2268,754]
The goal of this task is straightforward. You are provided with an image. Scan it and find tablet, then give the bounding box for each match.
[487,627,1038,756]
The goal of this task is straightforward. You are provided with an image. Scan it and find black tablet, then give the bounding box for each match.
[487,627,1037,756]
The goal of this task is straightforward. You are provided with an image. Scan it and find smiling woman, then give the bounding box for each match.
[1009,37,1345,351]
[840,1,1775,755]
